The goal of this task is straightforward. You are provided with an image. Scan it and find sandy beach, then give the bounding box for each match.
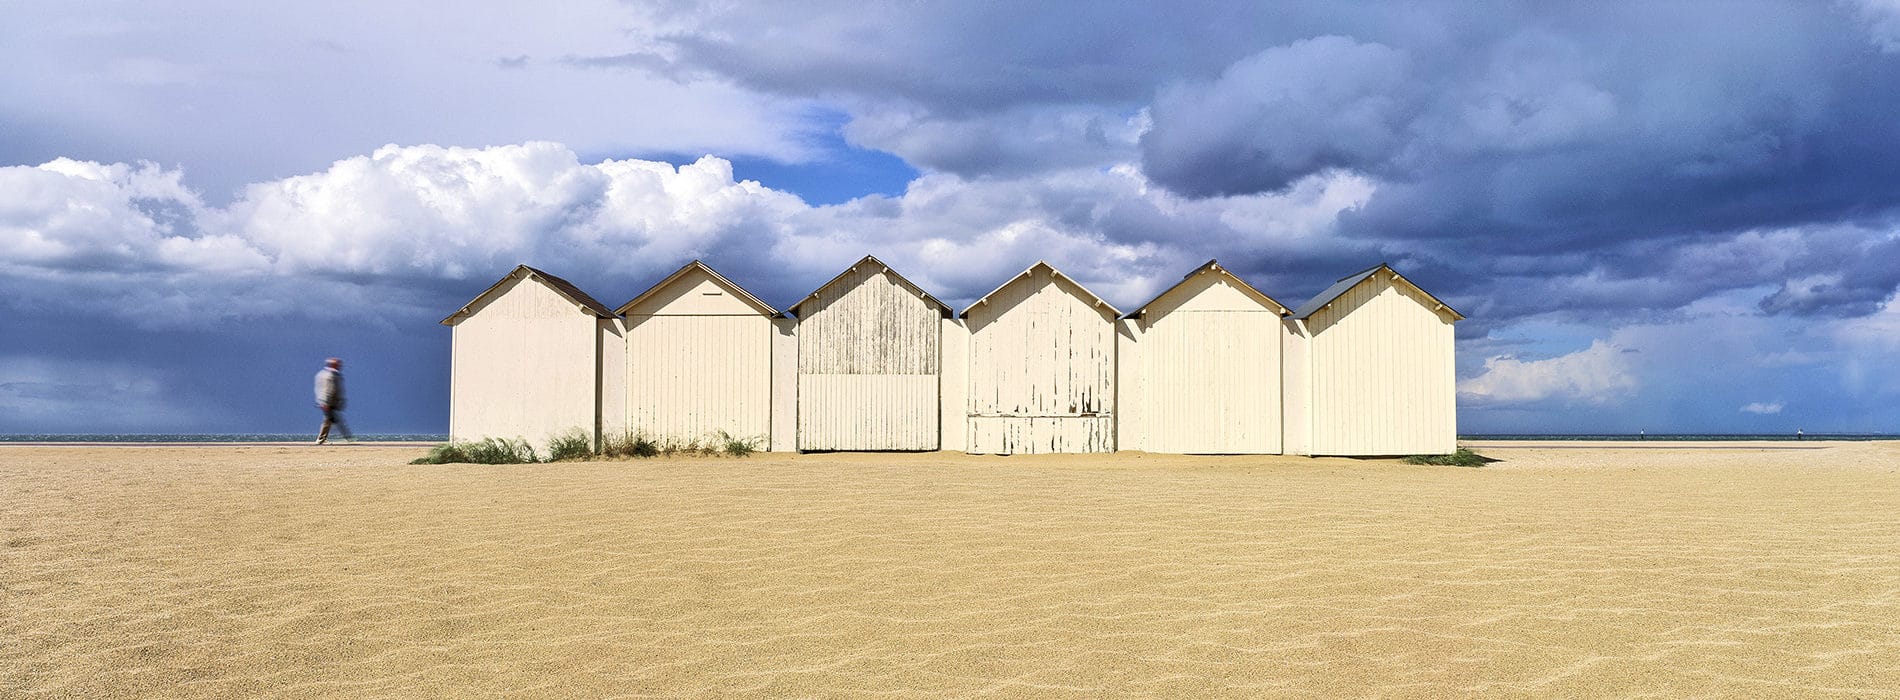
[3,442,1897,697]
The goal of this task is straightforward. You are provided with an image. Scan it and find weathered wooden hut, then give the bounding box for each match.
[440,265,619,446]
[1118,260,1291,454]
[961,262,1120,454]
[1285,263,1463,456]
[787,256,952,451]
[616,260,780,449]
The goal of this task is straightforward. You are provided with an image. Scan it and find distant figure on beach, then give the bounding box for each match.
[1797,428,1804,441]
[315,357,352,444]
[1639,429,1645,441]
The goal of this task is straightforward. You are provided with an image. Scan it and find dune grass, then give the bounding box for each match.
[1403,448,1497,467]
[545,429,594,462]
[415,429,762,465]
[409,437,540,465]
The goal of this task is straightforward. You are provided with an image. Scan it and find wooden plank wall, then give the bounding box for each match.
[1303,275,1458,455]
[965,267,1117,454]
[796,266,942,450]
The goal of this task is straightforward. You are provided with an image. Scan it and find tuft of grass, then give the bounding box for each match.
[410,437,540,465]
[546,429,594,462]
[715,430,758,457]
[602,431,659,458]
[1403,448,1497,467]
[656,436,697,457]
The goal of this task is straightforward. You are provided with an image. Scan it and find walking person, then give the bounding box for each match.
[315,357,353,444]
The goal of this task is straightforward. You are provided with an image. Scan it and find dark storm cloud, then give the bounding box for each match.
[624,1,1900,320]
[1136,3,1900,320]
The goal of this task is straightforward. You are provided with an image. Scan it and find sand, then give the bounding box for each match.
[3,443,1897,697]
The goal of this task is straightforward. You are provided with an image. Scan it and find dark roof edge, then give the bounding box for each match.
[613,259,779,317]
[784,255,953,319]
[440,264,617,325]
[1289,263,1464,321]
[958,261,1123,319]
[1120,259,1289,320]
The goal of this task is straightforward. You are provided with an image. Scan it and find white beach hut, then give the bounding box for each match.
[616,260,782,449]
[787,256,952,451]
[441,265,620,446]
[1118,260,1291,454]
[1284,263,1463,456]
[961,262,1120,454]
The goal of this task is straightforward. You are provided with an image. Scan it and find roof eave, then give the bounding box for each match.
[615,260,779,317]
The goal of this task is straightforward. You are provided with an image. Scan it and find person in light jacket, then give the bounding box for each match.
[315,357,352,444]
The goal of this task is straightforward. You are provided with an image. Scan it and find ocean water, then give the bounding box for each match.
[0,434,446,443]
[2,433,1889,443]
[1462,434,1898,441]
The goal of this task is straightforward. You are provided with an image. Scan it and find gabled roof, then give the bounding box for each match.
[785,255,952,319]
[959,261,1123,319]
[1121,259,1288,319]
[440,264,617,326]
[1289,263,1465,321]
[614,259,778,316]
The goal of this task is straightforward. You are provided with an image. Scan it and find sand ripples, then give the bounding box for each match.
[4,444,1899,696]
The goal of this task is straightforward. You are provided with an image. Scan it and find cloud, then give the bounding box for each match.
[1458,340,1637,405]
[0,0,819,197]
[1851,0,1900,51]
[0,356,211,432]
[3,143,1382,328]
[841,105,1143,178]
[587,2,1900,323]
[1740,401,1784,415]
[1141,36,1418,197]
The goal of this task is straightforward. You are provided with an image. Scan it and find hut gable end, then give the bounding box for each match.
[960,261,1122,322]
[794,256,945,450]
[616,260,777,317]
[441,265,616,325]
[1125,259,1287,323]
[1291,263,1463,325]
[963,262,1119,454]
[795,258,943,376]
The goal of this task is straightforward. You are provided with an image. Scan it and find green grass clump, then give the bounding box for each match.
[602,431,659,458]
[545,429,594,462]
[715,430,758,457]
[410,437,540,465]
[1402,448,1497,467]
[420,428,762,464]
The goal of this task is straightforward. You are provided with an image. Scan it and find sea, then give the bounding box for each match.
[1462,434,1898,441]
[0,434,446,443]
[0,433,1891,443]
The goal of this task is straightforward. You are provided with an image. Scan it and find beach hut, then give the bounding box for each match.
[441,265,620,446]
[787,256,952,451]
[961,262,1120,454]
[616,260,780,449]
[1118,260,1291,454]
[1285,263,1463,456]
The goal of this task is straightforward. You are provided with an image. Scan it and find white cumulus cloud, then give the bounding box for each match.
[1,141,1377,326]
[1458,340,1638,405]
[1739,401,1784,415]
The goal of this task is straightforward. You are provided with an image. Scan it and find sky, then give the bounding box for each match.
[4,0,1900,435]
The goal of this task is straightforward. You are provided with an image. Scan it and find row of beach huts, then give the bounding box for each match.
[441,256,1463,456]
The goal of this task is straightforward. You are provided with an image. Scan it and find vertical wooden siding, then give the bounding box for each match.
[797,266,941,450]
[966,268,1116,454]
[449,278,598,445]
[625,315,773,445]
[940,318,969,451]
[598,318,627,447]
[769,317,798,452]
[1125,311,1283,454]
[1119,273,1285,454]
[1304,275,1457,455]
